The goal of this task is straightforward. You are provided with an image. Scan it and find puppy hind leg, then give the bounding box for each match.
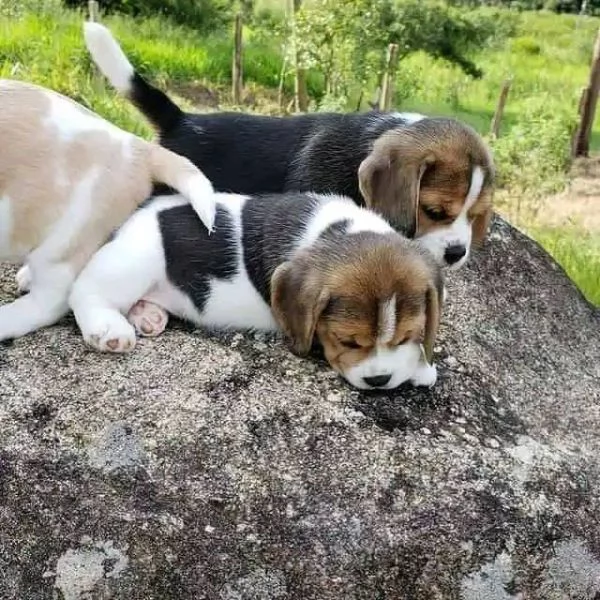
[69,221,166,353]
[16,264,32,293]
[127,299,169,338]
[0,263,73,341]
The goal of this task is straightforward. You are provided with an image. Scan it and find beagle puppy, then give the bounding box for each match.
[68,191,444,391]
[0,79,216,341]
[84,22,495,270]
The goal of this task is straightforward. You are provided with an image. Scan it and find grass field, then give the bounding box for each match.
[0,0,598,305]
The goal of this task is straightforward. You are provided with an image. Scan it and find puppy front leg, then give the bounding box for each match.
[69,229,165,353]
[0,264,73,340]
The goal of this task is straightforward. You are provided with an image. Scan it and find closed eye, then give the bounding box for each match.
[421,205,448,222]
[391,334,411,347]
[340,339,362,350]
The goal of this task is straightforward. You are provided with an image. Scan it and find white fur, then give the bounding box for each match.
[418,165,484,270]
[378,295,396,344]
[16,264,32,293]
[44,91,128,142]
[0,263,74,340]
[302,194,393,249]
[344,342,436,390]
[0,195,13,257]
[392,112,426,123]
[83,22,134,94]
[71,192,433,390]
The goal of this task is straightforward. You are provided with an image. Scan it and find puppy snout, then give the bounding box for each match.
[444,244,467,265]
[363,374,392,388]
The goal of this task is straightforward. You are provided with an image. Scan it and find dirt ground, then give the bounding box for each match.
[526,156,600,232]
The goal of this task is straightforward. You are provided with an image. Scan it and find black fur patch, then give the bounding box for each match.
[241,193,322,303]
[158,204,239,313]
[126,71,414,205]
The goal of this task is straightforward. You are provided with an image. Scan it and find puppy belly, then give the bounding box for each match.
[149,276,278,333]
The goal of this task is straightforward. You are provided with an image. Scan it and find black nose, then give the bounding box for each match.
[444,244,467,265]
[363,374,392,388]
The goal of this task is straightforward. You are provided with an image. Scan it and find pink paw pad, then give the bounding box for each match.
[127,299,169,338]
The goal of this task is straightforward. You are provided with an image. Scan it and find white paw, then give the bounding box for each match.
[16,265,32,293]
[80,309,137,353]
[411,362,437,388]
[127,299,169,337]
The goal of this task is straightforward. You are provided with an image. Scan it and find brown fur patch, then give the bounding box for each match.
[358,117,495,244]
[271,233,443,378]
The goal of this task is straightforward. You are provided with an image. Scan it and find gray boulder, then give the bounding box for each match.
[1,215,599,600]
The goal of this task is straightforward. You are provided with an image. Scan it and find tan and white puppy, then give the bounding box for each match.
[0,79,216,341]
[68,191,444,391]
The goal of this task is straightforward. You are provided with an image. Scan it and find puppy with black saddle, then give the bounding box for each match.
[84,22,495,271]
[69,189,444,391]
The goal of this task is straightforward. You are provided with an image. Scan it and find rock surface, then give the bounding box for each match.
[1,215,599,600]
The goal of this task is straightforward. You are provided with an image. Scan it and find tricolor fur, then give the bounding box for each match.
[69,191,445,391]
[84,22,496,270]
[0,79,216,341]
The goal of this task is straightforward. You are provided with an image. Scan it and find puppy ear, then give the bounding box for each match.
[423,281,443,364]
[472,206,493,246]
[270,260,330,356]
[358,146,434,237]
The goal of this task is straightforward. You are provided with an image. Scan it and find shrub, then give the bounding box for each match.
[490,94,577,197]
[511,36,543,55]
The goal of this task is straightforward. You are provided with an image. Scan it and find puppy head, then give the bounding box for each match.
[270,235,443,390]
[358,117,494,269]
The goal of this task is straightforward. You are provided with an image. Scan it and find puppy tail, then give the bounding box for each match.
[83,22,184,135]
[147,142,217,232]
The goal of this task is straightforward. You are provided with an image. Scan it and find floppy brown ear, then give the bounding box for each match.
[270,260,330,356]
[472,206,493,246]
[358,145,434,237]
[423,281,443,364]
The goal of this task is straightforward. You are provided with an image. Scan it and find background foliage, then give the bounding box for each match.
[0,0,598,302]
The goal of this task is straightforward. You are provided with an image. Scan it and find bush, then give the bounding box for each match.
[511,36,543,55]
[292,0,517,104]
[490,95,577,197]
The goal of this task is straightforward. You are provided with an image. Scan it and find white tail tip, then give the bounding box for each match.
[83,21,134,94]
[181,174,217,233]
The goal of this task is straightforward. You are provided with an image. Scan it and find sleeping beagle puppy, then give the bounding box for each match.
[0,79,216,341]
[68,191,444,391]
[84,22,495,270]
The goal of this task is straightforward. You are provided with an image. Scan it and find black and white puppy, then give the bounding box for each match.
[69,191,444,391]
[84,23,495,270]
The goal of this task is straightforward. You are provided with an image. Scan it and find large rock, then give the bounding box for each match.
[0,215,599,600]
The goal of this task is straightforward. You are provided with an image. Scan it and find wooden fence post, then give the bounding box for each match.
[232,13,243,105]
[490,77,512,138]
[380,44,399,111]
[572,26,600,158]
[288,0,308,112]
[88,0,99,22]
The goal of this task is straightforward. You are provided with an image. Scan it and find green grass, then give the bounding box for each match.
[0,1,598,305]
[530,228,600,306]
